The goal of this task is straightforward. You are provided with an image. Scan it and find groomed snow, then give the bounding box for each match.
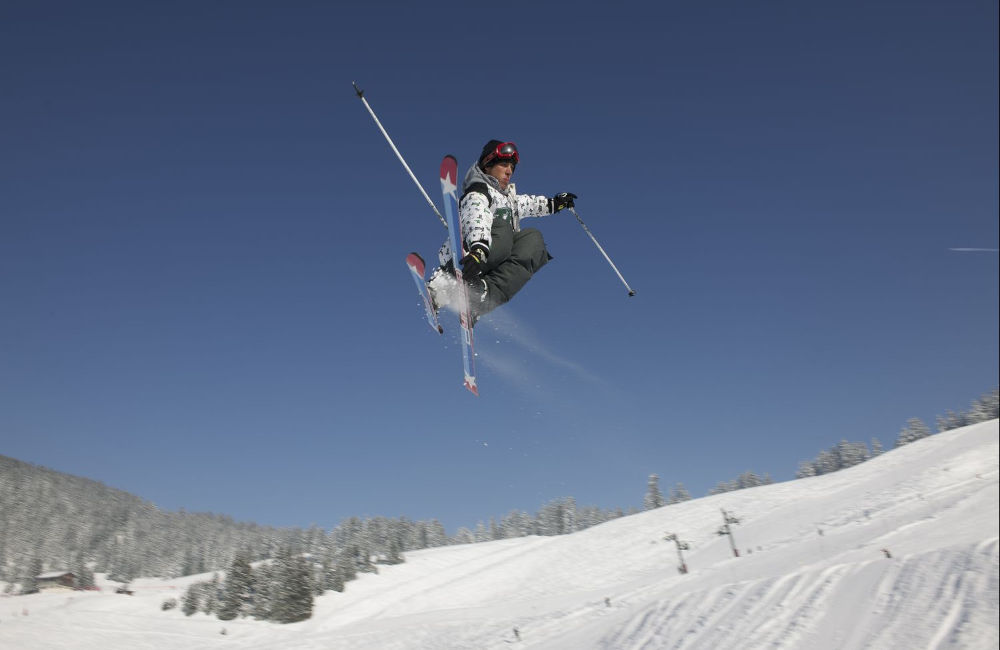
[2,421,997,649]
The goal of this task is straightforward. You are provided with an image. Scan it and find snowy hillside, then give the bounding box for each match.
[2,421,997,649]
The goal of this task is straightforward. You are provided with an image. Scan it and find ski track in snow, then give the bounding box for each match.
[1,421,997,650]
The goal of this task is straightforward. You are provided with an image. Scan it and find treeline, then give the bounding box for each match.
[2,387,996,606]
[931,388,999,437]
[0,455,453,589]
[452,498,637,543]
[643,476,693,510]
[796,387,998,478]
[643,387,999,504]
[795,439,877,479]
[707,471,774,496]
[0,455,626,597]
[177,498,635,624]
[174,517,444,624]
[178,547,318,624]
[0,454,303,586]
[175,387,999,624]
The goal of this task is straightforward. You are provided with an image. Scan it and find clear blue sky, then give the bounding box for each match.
[2,1,997,532]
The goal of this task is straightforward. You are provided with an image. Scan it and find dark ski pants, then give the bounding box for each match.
[480,216,552,316]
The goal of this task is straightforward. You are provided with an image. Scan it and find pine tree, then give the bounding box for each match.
[410,522,429,549]
[270,546,313,624]
[501,511,532,538]
[318,546,339,592]
[250,563,274,620]
[896,417,931,447]
[937,410,965,432]
[667,483,692,505]
[328,563,346,593]
[424,520,449,547]
[384,538,404,565]
[870,438,884,456]
[201,573,220,615]
[356,543,377,574]
[561,497,577,533]
[795,460,817,479]
[217,553,254,621]
[181,550,205,577]
[312,561,326,596]
[72,553,96,589]
[644,474,665,510]
[837,440,870,469]
[23,557,43,594]
[813,449,840,475]
[707,479,737,495]
[535,499,570,536]
[968,388,999,423]
[182,586,200,616]
[337,546,358,583]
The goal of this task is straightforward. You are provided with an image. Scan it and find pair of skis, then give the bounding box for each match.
[405,155,478,396]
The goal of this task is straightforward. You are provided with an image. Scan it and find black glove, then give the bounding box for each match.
[460,243,489,279]
[549,192,577,213]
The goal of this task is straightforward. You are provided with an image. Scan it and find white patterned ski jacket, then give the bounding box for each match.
[437,164,551,266]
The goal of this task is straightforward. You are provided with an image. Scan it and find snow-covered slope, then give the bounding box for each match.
[2,421,997,649]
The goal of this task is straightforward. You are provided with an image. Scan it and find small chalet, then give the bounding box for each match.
[36,571,76,590]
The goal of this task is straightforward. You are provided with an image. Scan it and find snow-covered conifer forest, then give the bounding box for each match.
[0,389,997,648]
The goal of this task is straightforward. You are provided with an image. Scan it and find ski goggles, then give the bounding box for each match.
[483,141,519,166]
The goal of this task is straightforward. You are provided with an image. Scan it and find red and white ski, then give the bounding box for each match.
[440,155,478,396]
[405,252,443,334]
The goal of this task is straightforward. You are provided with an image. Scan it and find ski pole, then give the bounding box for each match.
[568,207,636,296]
[353,82,448,229]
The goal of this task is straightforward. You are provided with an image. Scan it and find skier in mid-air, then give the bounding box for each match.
[356,82,633,392]
[427,140,577,323]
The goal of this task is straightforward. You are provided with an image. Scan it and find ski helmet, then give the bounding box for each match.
[479,140,519,169]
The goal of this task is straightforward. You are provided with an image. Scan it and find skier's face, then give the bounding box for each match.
[486,161,514,190]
